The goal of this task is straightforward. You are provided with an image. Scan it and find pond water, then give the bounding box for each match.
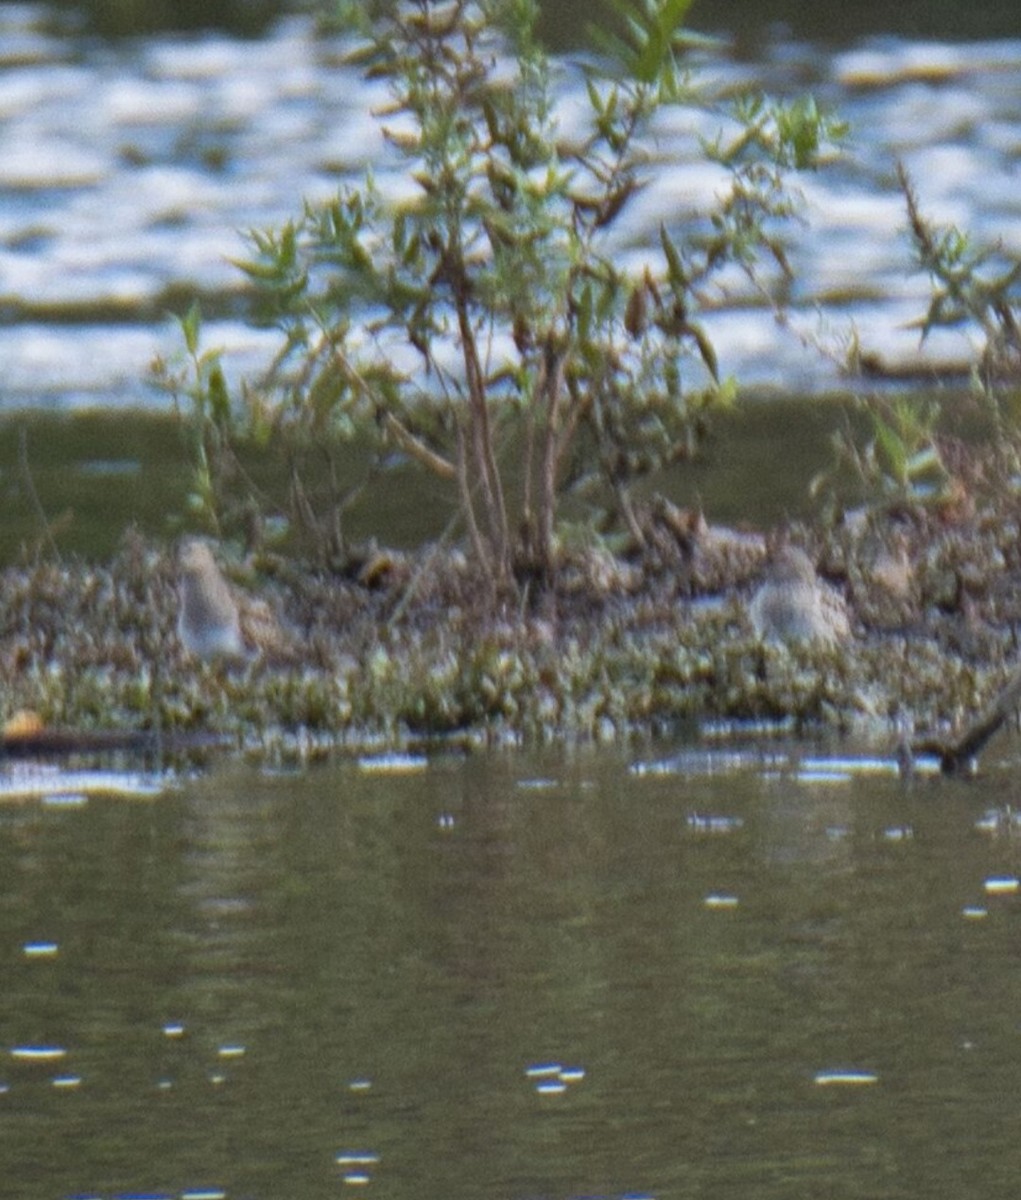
[4,9,1021,1193]
[3,742,1021,1199]
[1,5,1020,412]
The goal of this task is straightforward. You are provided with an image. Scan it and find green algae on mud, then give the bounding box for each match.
[1,498,1019,761]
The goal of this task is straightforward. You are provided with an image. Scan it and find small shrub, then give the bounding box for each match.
[160,0,844,588]
[815,164,1021,515]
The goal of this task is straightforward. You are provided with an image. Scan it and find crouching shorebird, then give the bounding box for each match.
[748,545,850,646]
[177,538,245,661]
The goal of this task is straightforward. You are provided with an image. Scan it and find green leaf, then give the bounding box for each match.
[179,301,202,357]
[660,225,686,286]
[208,364,230,426]
[871,413,908,485]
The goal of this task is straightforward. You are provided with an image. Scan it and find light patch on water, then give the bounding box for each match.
[10,1045,67,1061]
[22,941,58,958]
[834,39,1021,87]
[357,752,429,774]
[98,77,206,126]
[796,769,854,785]
[0,15,1019,407]
[686,813,745,834]
[0,320,277,409]
[983,876,1019,895]
[882,825,914,842]
[800,756,919,777]
[0,768,170,803]
[77,458,142,476]
[0,136,107,188]
[524,1061,587,1094]
[336,1149,380,1186]
[41,793,88,809]
[633,746,926,782]
[814,1068,878,1085]
[700,717,798,740]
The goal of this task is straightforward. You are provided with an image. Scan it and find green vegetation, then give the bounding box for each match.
[899,162,1021,441]
[155,0,844,589]
[815,164,1021,516]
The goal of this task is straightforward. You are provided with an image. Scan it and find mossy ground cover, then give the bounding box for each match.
[1,494,1018,761]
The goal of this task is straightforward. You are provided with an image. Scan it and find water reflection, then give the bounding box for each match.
[2,745,1021,1196]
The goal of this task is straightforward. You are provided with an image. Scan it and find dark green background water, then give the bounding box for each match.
[0,396,853,562]
[3,748,1021,1199]
[19,0,1021,42]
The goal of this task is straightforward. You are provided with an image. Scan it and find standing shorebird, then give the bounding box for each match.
[748,546,850,646]
[177,538,245,661]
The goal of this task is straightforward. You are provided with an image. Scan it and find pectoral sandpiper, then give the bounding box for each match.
[177,538,245,661]
[748,545,850,646]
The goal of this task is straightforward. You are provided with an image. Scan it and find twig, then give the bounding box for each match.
[18,427,61,563]
[915,660,1021,775]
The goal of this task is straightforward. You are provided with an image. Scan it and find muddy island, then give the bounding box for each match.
[3,490,1020,769]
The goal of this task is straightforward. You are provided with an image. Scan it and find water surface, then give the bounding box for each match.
[2,6,1020,410]
[3,743,1021,1198]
